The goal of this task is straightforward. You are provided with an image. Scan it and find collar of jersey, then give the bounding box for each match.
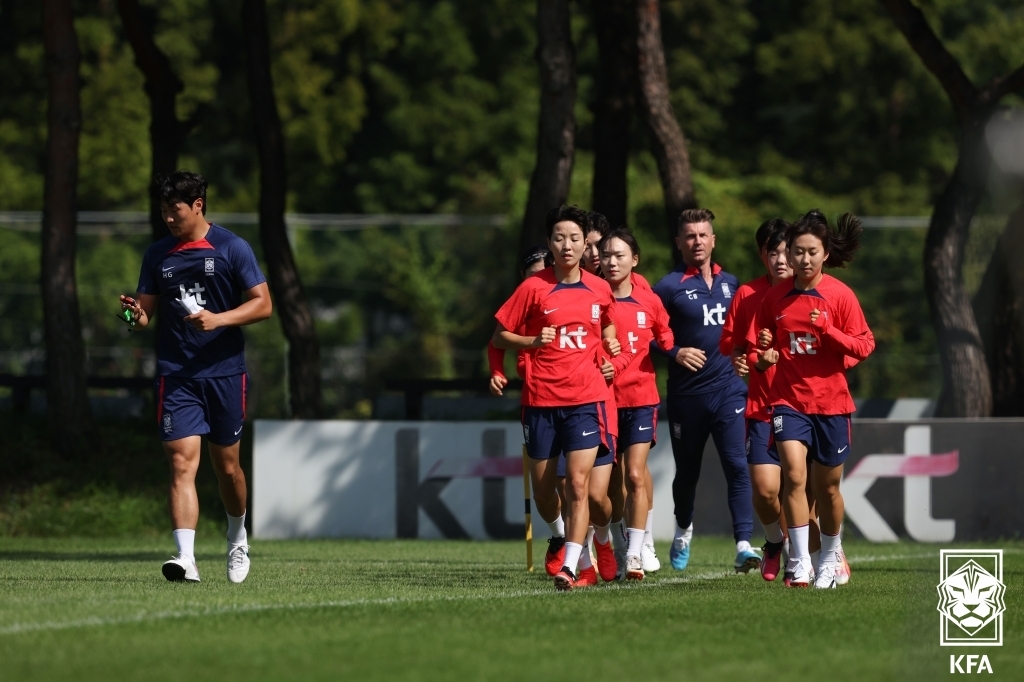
[679,262,722,283]
[784,286,825,299]
[551,280,590,293]
[168,236,215,253]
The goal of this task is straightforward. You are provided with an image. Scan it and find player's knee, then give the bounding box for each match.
[626,466,645,491]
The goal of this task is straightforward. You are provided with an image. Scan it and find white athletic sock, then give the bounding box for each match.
[762,520,784,544]
[644,509,655,545]
[594,523,610,545]
[547,515,565,538]
[626,528,645,559]
[788,524,810,569]
[820,532,840,565]
[611,519,627,551]
[673,523,693,549]
[578,541,594,569]
[226,512,247,546]
[811,549,821,572]
[173,529,195,560]
[736,540,752,554]
[562,542,583,574]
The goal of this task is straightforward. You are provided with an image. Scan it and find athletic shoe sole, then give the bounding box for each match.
[554,575,574,591]
[162,562,200,583]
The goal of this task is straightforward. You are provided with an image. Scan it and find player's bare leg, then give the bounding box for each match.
[586,462,617,581]
[210,440,251,583]
[555,447,598,590]
[811,461,845,588]
[531,458,567,575]
[750,462,785,581]
[163,436,203,582]
[778,440,812,587]
[641,465,660,571]
[623,442,651,579]
[607,464,628,577]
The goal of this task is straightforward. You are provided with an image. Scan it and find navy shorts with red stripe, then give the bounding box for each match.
[522,402,614,467]
[616,406,658,453]
[746,418,778,466]
[769,405,851,466]
[156,373,248,445]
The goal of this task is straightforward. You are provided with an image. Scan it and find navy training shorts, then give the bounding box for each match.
[157,373,248,445]
[770,405,851,467]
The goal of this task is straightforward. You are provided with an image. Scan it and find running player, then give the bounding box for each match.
[600,228,673,580]
[653,208,759,573]
[492,205,620,590]
[120,171,272,583]
[750,210,873,588]
[488,246,569,576]
[719,219,794,582]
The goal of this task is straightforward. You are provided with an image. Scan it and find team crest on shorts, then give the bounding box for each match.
[773,415,783,433]
[592,304,600,320]
[205,257,215,274]
[722,282,732,298]
[523,425,530,444]
[637,311,647,328]
[162,413,172,434]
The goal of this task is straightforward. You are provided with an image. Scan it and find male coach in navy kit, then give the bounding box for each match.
[120,171,272,584]
[653,208,758,574]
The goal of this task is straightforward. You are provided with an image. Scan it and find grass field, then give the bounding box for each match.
[1,536,1021,681]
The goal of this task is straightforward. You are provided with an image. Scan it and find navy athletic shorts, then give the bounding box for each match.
[617,406,658,453]
[522,402,614,468]
[745,418,778,466]
[770,405,852,467]
[156,373,248,445]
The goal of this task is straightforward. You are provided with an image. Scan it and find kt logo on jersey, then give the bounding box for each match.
[937,549,1005,646]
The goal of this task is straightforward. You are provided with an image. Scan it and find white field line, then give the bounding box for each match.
[0,551,932,637]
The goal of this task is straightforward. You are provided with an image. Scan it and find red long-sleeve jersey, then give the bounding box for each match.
[606,274,674,408]
[719,275,773,420]
[747,274,874,415]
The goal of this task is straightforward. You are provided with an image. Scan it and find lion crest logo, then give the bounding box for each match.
[937,560,1005,635]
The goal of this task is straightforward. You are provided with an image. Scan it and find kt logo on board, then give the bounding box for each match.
[937,549,1005,647]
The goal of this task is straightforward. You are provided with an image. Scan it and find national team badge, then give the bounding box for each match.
[773,415,783,433]
[592,304,600,320]
[722,282,732,298]
[937,549,1005,646]
[637,311,646,328]
[205,257,215,274]
[163,413,172,434]
[523,425,530,444]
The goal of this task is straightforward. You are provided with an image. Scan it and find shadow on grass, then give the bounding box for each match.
[0,550,169,563]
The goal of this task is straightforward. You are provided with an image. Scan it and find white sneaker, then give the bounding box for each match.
[786,556,811,588]
[614,547,626,581]
[835,548,851,585]
[227,543,251,584]
[641,543,661,572]
[162,553,200,582]
[814,560,837,588]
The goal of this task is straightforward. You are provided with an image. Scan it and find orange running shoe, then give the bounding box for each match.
[575,565,598,588]
[593,536,618,582]
[554,566,576,591]
[545,537,566,577]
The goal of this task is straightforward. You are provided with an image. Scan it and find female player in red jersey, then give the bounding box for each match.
[720,219,800,582]
[492,205,621,591]
[750,211,874,588]
[599,228,674,580]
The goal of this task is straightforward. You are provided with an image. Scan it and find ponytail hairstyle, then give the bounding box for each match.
[786,210,862,268]
[756,217,788,251]
[598,226,641,259]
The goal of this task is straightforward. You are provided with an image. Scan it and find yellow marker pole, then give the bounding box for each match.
[522,444,533,572]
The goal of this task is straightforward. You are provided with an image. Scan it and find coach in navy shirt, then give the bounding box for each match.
[121,171,271,585]
[653,208,757,574]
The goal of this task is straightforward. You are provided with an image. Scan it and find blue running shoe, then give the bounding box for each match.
[669,542,690,570]
[734,547,762,574]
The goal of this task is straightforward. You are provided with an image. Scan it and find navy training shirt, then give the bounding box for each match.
[137,224,267,378]
[652,262,747,396]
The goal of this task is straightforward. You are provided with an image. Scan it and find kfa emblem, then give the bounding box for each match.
[722,282,732,298]
[773,415,783,433]
[637,311,647,328]
[205,257,215,274]
[937,549,1005,646]
[162,413,172,434]
[591,304,600,320]
[523,425,530,444]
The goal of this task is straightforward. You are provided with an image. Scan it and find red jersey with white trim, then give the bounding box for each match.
[719,275,773,420]
[748,274,874,415]
[608,274,674,408]
[495,268,614,407]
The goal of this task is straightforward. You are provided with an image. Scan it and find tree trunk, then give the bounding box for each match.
[117,0,185,242]
[923,123,993,417]
[973,202,1024,416]
[590,0,635,230]
[520,0,577,257]
[41,0,93,451]
[636,0,695,256]
[242,0,323,419]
